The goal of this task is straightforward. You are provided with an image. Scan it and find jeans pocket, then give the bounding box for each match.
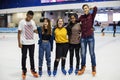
[80,38,85,42]
[88,35,94,41]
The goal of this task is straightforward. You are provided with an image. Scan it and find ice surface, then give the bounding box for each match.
[0,33,120,80]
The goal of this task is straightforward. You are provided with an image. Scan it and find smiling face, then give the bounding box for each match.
[26,14,33,21]
[70,15,76,23]
[82,5,90,15]
[57,18,64,28]
[43,19,49,28]
[26,11,34,21]
[42,18,51,34]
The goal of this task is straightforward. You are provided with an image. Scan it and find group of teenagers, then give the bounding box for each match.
[18,4,97,79]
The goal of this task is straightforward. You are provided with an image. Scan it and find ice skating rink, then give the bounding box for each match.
[0,33,120,80]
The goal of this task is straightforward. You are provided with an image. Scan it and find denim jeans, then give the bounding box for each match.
[39,41,51,68]
[80,34,96,66]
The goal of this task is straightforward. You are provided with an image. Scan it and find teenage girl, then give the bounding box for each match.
[53,18,69,76]
[66,13,81,75]
[37,18,53,76]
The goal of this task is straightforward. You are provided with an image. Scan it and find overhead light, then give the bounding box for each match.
[70,10,74,13]
[64,13,67,16]
[70,12,74,13]
[65,10,74,14]
[50,12,53,15]
[100,9,104,12]
[65,11,68,14]
[110,8,113,11]
[105,8,109,11]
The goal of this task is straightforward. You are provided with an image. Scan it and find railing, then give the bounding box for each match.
[94,26,120,33]
[0,28,18,33]
[0,26,120,33]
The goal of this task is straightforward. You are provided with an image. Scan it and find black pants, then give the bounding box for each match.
[69,44,80,69]
[55,43,69,59]
[113,29,116,37]
[54,43,69,70]
[21,44,35,72]
[101,28,105,33]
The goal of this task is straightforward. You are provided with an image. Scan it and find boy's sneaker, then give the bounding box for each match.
[61,68,67,75]
[78,66,86,75]
[92,66,96,76]
[22,72,26,80]
[68,67,73,75]
[75,68,79,75]
[31,69,38,78]
[47,70,51,76]
[53,70,57,76]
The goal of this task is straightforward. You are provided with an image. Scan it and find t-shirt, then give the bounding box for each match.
[18,19,37,45]
[54,27,68,43]
[42,29,51,40]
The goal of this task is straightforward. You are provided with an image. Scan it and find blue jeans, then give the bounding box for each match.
[39,41,51,68]
[80,35,96,66]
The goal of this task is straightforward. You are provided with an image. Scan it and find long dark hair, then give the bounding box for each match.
[42,18,51,35]
[69,13,78,22]
[67,13,78,36]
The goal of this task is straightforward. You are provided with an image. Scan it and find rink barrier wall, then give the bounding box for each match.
[0,28,18,33]
[0,26,120,33]
[94,26,120,33]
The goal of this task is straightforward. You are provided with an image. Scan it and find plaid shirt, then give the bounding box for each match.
[78,7,97,38]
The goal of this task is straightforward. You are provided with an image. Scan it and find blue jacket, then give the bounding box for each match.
[37,27,54,51]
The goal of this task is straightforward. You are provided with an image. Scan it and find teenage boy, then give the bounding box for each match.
[18,10,38,79]
[78,4,97,76]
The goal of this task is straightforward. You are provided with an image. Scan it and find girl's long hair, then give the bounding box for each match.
[42,18,51,35]
[67,13,78,36]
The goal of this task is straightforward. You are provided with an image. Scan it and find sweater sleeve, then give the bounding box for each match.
[37,27,42,44]
[37,27,42,38]
[92,6,97,19]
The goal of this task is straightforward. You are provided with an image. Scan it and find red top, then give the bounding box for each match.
[78,6,97,38]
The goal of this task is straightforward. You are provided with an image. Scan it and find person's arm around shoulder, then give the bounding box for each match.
[37,26,42,39]
[50,27,56,51]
